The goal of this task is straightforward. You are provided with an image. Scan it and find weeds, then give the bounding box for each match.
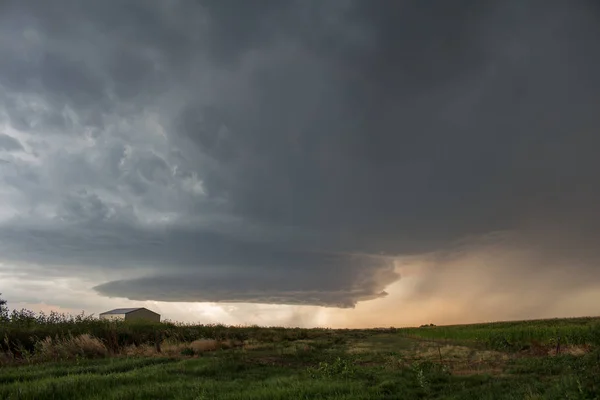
[0,306,599,399]
[307,356,357,379]
[0,324,598,399]
[180,347,196,357]
[0,308,353,362]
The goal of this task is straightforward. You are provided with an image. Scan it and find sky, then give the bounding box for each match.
[1,0,600,328]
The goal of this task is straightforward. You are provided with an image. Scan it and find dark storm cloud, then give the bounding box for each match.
[95,253,396,309]
[172,0,600,254]
[0,221,397,307]
[1,0,600,308]
[0,134,23,151]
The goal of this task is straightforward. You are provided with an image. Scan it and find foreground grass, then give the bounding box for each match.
[1,330,599,399]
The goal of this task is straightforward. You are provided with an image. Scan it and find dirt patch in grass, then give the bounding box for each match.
[376,342,513,376]
[123,339,240,358]
[408,342,508,364]
[548,345,591,357]
[348,334,415,354]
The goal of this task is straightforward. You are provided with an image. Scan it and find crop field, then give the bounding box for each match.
[1,313,599,399]
[397,316,600,351]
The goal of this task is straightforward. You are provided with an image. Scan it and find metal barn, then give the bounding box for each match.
[99,307,161,322]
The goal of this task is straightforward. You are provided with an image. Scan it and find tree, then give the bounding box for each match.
[0,293,8,321]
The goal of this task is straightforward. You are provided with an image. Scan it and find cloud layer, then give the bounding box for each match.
[1,0,600,314]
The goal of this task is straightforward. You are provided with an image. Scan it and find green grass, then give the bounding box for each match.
[1,351,598,399]
[397,317,600,351]
[1,330,600,399]
[1,314,600,399]
[0,357,175,385]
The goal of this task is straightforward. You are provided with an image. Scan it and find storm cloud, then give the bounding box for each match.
[0,133,24,152]
[1,0,600,314]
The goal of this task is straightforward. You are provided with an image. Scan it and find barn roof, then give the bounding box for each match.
[99,307,156,315]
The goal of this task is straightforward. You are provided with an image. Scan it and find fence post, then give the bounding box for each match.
[555,336,560,356]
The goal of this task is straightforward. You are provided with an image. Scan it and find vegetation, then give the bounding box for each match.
[398,317,600,351]
[0,296,599,399]
[0,293,8,322]
[0,307,345,360]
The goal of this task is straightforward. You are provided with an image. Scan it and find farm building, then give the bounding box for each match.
[99,308,160,322]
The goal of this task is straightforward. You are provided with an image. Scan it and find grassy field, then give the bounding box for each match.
[1,314,600,399]
[397,317,600,350]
